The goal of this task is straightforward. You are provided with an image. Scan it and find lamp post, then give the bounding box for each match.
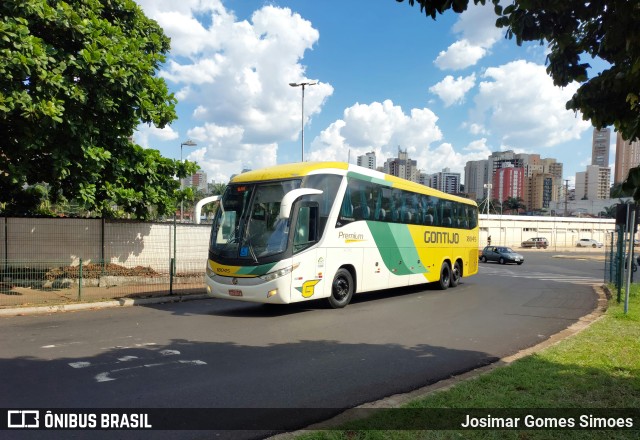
[289,81,317,162]
[180,140,197,222]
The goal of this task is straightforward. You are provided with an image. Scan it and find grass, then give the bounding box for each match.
[294,286,640,439]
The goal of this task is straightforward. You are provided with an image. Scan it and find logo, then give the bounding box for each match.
[338,231,365,242]
[423,231,459,244]
[232,278,238,285]
[8,410,40,428]
[297,280,321,298]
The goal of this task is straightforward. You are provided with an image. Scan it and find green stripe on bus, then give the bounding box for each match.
[237,262,277,276]
[347,171,390,187]
[366,222,425,276]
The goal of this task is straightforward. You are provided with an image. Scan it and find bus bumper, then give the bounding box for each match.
[204,269,292,304]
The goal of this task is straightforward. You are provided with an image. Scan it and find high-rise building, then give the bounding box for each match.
[614,131,640,184]
[464,160,489,202]
[384,148,418,182]
[429,168,461,194]
[575,165,611,200]
[526,173,556,211]
[357,151,377,170]
[591,127,611,168]
[492,165,524,202]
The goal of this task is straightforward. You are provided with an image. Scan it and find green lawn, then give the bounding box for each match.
[294,286,640,440]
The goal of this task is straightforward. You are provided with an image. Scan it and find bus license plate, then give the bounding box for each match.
[229,289,243,297]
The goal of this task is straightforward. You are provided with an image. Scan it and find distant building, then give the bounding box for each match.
[614,131,640,184]
[464,159,489,202]
[384,148,418,182]
[492,165,524,202]
[575,165,611,200]
[592,127,611,168]
[182,170,208,193]
[357,152,376,170]
[429,168,461,194]
[527,173,556,211]
[466,151,563,210]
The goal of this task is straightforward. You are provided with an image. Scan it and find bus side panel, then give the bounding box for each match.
[290,248,328,303]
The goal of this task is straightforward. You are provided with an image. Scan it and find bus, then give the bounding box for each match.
[205,161,479,308]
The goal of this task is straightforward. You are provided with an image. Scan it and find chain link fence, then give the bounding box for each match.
[0,217,210,308]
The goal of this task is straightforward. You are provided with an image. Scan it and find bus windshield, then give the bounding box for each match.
[209,179,302,261]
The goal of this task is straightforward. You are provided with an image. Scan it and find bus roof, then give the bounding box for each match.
[231,161,476,207]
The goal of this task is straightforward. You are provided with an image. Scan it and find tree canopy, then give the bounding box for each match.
[0,0,198,218]
[397,0,640,142]
[397,0,640,200]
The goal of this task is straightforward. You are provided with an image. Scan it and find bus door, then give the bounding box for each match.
[290,201,326,302]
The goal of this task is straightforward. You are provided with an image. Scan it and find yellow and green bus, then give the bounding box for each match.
[205,162,479,308]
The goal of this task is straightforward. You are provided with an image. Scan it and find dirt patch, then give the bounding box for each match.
[44,263,159,280]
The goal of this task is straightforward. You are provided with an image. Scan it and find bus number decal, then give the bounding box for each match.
[299,280,321,298]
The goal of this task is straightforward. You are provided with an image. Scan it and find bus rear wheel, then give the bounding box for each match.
[450,261,461,287]
[437,262,450,290]
[328,268,354,309]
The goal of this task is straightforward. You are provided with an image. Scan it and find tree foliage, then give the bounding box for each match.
[0,0,198,218]
[396,0,640,141]
[397,0,640,200]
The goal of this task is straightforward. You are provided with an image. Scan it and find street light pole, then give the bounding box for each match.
[289,81,317,162]
[180,139,197,222]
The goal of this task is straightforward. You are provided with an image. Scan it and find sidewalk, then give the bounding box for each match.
[0,283,208,317]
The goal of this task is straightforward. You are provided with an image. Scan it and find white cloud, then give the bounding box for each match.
[134,124,179,149]
[435,40,486,70]
[307,100,493,175]
[429,73,476,107]
[307,100,442,164]
[470,60,592,149]
[135,1,334,182]
[435,3,502,70]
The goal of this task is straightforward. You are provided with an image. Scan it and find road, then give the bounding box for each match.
[0,252,603,439]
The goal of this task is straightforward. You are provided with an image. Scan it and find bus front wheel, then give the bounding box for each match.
[438,262,450,290]
[328,268,354,308]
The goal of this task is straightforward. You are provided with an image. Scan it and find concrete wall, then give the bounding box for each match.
[479,214,615,250]
[1,218,211,272]
[1,215,616,271]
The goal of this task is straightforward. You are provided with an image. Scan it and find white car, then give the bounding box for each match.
[576,238,603,248]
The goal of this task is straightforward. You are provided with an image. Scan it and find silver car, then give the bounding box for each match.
[576,238,603,248]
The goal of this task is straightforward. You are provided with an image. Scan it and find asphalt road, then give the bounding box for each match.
[0,251,603,439]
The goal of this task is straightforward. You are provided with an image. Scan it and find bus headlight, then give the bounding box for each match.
[260,263,299,282]
[206,262,215,279]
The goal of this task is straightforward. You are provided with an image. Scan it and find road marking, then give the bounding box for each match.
[69,362,91,369]
[479,266,601,285]
[67,346,206,383]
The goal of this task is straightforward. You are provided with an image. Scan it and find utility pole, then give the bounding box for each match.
[564,179,569,217]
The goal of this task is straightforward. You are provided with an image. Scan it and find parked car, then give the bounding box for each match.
[521,237,549,249]
[576,238,603,248]
[480,246,524,265]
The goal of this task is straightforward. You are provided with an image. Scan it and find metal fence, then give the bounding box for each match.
[604,228,639,295]
[0,217,210,308]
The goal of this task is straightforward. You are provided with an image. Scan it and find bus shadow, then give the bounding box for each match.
[203,282,453,317]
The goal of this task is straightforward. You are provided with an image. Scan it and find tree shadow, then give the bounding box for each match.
[0,337,498,439]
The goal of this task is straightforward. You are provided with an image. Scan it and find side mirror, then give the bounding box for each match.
[279,188,323,219]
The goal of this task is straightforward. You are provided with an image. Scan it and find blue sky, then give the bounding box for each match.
[133,0,611,189]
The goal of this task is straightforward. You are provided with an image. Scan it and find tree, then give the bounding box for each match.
[504,197,526,215]
[0,0,198,218]
[397,1,640,141]
[396,0,640,200]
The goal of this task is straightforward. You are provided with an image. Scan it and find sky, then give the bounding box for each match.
[132,0,612,189]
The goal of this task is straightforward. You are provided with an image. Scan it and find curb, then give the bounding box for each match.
[0,294,210,317]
